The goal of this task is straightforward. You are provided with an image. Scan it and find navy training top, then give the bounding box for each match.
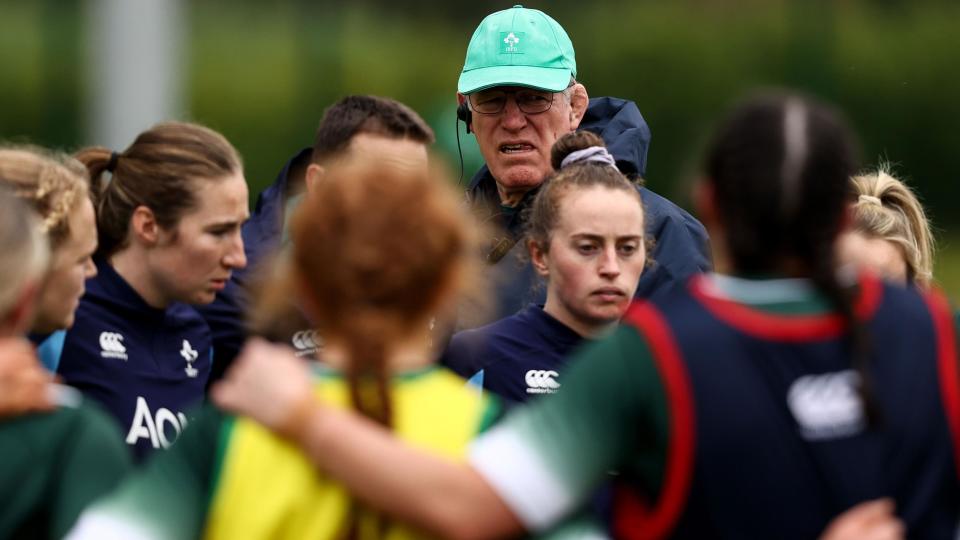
[442,304,587,404]
[612,274,960,539]
[51,257,212,461]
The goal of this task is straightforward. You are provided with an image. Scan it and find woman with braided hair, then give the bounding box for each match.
[0,147,98,369]
[443,130,647,403]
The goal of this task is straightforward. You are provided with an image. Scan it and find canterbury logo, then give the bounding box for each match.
[291,330,322,357]
[525,369,560,394]
[99,332,128,360]
[787,370,865,440]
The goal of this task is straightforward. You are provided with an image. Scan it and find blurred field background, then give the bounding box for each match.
[2,0,958,299]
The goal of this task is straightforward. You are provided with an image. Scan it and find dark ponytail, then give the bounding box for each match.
[705,92,879,425]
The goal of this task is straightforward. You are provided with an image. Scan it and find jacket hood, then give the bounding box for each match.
[579,96,651,179]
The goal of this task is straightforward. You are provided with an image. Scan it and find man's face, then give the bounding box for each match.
[464,84,587,205]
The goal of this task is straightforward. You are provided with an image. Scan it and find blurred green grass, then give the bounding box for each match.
[4,1,959,217]
[1,2,958,298]
[936,237,960,304]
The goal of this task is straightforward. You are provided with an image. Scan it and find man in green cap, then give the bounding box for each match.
[455,5,711,327]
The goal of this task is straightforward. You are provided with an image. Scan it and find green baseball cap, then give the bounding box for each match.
[458,5,577,95]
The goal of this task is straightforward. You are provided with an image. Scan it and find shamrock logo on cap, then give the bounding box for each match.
[500,31,524,54]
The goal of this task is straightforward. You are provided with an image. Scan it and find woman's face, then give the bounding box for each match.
[147,171,249,305]
[33,198,98,333]
[533,186,646,335]
[837,231,908,284]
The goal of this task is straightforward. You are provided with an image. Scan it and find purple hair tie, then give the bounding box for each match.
[559,146,617,170]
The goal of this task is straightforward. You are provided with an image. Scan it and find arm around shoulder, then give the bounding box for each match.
[213,338,527,540]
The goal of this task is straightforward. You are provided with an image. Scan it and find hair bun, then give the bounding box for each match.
[550,130,607,170]
[857,194,883,206]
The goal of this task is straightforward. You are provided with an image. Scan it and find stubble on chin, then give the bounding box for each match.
[494,166,548,193]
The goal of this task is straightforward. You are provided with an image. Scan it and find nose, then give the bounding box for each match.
[598,247,621,279]
[223,231,247,269]
[500,96,527,131]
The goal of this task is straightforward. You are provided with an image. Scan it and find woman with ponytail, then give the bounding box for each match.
[68,158,500,540]
[839,168,935,287]
[444,130,647,403]
[54,122,248,460]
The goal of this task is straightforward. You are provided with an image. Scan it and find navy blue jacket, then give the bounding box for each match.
[52,258,212,461]
[196,148,315,383]
[443,304,586,404]
[463,97,711,327]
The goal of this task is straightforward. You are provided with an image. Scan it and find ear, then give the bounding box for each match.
[528,239,551,277]
[457,92,467,107]
[130,206,160,245]
[567,83,589,130]
[305,163,326,195]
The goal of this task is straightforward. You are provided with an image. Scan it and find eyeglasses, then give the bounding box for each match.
[467,88,563,115]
